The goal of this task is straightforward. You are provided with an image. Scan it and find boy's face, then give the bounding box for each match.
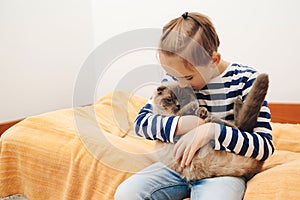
[159,54,212,90]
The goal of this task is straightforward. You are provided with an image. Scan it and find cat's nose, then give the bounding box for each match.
[176,104,181,109]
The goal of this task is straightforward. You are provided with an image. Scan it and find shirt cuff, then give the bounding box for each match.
[169,116,180,143]
[213,123,224,150]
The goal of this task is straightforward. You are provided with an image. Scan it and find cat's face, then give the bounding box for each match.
[153,84,195,116]
[153,85,180,115]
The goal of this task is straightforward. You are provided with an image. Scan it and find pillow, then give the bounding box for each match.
[94,91,147,137]
[271,122,300,152]
[245,150,300,200]
[244,123,300,200]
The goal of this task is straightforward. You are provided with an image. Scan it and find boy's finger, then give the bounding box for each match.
[174,143,185,162]
[185,147,197,167]
[173,138,183,157]
[181,146,191,168]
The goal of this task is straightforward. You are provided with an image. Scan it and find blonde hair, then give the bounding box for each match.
[159,12,220,66]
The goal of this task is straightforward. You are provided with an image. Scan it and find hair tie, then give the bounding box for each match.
[182,12,188,19]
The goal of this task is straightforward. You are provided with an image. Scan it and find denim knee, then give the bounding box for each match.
[114,179,146,200]
[114,183,135,200]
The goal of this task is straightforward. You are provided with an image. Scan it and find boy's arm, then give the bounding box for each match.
[134,99,179,143]
[134,99,204,143]
[174,88,273,167]
[214,72,274,161]
[214,100,274,161]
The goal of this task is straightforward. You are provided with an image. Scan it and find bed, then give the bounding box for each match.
[1,91,300,200]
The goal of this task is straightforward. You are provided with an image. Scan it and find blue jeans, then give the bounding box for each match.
[114,162,246,200]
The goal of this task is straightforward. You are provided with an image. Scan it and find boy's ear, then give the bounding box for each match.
[211,52,221,65]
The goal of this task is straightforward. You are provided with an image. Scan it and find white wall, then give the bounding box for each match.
[1,0,300,122]
[0,0,94,122]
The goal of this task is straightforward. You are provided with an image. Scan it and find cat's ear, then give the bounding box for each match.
[157,85,167,95]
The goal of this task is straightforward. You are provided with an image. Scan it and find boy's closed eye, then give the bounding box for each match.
[185,76,193,80]
[177,75,193,81]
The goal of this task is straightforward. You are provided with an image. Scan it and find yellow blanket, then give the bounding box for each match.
[1,91,300,200]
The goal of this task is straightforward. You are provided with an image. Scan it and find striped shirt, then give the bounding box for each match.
[134,63,274,161]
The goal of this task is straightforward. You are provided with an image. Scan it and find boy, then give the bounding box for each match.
[115,12,274,200]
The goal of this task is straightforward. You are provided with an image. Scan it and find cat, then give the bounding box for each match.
[153,73,269,181]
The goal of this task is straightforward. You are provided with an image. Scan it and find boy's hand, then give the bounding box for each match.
[173,123,218,167]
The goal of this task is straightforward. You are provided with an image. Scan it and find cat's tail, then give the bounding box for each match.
[235,73,269,132]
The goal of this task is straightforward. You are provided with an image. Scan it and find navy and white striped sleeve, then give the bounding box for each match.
[134,99,180,143]
[213,73,274,161]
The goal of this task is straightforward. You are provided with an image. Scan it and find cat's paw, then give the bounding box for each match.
[189,101,199,110]
[196,107,208,119]
[204,116,212,123]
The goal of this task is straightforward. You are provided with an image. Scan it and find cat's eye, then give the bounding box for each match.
[165,98,173,103]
